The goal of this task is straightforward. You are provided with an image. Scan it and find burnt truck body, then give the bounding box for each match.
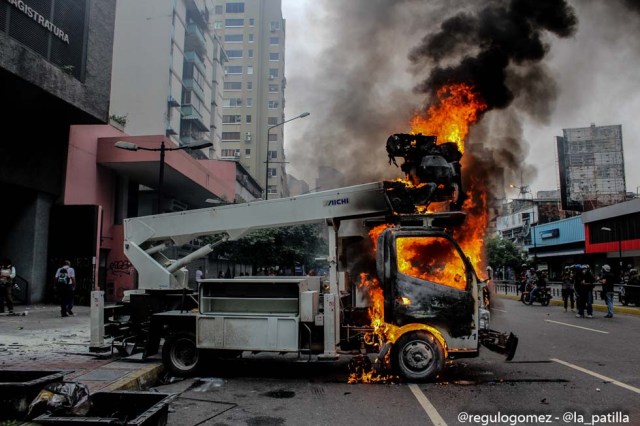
[98,135,517,382]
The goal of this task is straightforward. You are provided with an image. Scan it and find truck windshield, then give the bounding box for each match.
[396,236,467,290]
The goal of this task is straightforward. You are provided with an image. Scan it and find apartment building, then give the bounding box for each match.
[210,0,288,198]
[557,124,626,211]
[110,0,224,159]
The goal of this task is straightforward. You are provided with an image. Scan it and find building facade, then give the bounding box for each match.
[1,0,117,303]
[210,0,287,198]
[110,0,223,159]
[557,123,626,212]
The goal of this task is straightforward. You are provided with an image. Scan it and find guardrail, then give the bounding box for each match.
[491,280,630,303]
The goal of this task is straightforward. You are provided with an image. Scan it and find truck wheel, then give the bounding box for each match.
[392,331,444,382]
[162,332,201,377]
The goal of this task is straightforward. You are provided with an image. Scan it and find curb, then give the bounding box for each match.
[495,294,640,316]
[103,362,165,391]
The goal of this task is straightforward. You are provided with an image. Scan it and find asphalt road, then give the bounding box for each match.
[152,297,640,426]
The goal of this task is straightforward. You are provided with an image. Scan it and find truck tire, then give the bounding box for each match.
[392,331,444,382]
[162,332,201,377]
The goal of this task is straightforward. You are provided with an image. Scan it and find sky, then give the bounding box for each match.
[280,0,640,200]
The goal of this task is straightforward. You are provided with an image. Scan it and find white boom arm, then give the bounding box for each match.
[124,182,394,289]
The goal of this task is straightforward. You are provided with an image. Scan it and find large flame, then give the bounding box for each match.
[409,83,487,152]
[350,83,489,383]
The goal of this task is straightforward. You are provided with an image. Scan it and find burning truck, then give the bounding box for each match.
[100,131,517,382]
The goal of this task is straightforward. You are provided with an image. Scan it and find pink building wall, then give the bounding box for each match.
[64,125,236,301]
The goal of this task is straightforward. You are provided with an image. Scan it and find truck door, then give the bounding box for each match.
[377,228,476,339]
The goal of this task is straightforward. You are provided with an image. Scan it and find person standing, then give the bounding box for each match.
[195,267,204,281]
[576,265,595,318]
[0,258,16,314]
[599,264,615,318]
[561,269,575,312]
[55,260,76,317]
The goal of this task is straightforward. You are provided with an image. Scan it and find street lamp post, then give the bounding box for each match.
[264,112,310,200]
[115,140,213,213]
[510,184,537,266]
[601,225,623,274]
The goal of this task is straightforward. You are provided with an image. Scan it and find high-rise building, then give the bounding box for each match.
[210,0,287,198]
[110,0,226,159]
[557,124,626,212]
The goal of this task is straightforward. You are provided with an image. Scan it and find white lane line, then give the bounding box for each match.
[551,358,640,395]
[408,383,448,426]
[492,308,507,313]
[544,319,609,334]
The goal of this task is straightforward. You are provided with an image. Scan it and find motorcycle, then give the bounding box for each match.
[520,286,552,306]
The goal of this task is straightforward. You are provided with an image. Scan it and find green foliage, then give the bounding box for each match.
[486,236,526,269]
[211,224,327,270]
[109,114,128,128]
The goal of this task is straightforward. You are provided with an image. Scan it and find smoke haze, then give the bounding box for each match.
[283,0,640,197]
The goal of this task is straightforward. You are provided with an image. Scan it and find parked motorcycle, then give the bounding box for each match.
[520,287,552,306]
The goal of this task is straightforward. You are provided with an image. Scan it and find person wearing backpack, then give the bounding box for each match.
[55,260,76,317]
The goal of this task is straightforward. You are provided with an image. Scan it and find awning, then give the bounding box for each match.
[533,249,585,258]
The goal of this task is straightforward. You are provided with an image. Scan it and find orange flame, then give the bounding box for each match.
[350,83,489,383]
[409,83,487,152]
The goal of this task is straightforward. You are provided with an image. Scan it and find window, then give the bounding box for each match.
[224,34,243,43]
[223,82,242,90]
[248,33,254,43]
[225,3,245,13]
[224,65,243,74]
[270,21,281,32]
[268,84,279,93]
[268,100,279,109]
[249,18,255,26]
[268,150,278,159]
[245,148,251,157]
[246,115,252,123]
[268,133,278,141]
[226,50,243,58]
[269,53,280,61]
[248,49,254,58]
[221,132,241,141]
[247,66,254,75]
[223,98,242,107]
[246,98,253,107]
[270,37,279,45]
[213,21,222,29]
[221,149,240,157]
[269,69,279,79]
[247,81,253,90]
[395,236,468,291]
[222,115,242,123]
[268,185,277,194]
[268,168,277,177]
[268,117,278,125]
[214,5,223,14]
[225,19,244,27]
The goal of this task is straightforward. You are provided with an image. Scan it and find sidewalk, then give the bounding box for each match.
[0,304,164,393]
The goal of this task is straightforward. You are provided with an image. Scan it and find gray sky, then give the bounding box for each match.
[281,0,640,199]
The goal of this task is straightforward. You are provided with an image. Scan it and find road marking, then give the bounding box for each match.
[408,383,448,426]
[544,319,609,334]
[551,358,640,395]
[492,308,507,313]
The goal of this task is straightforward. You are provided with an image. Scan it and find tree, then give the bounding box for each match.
[210,224,328,273]
[486,236,527,279]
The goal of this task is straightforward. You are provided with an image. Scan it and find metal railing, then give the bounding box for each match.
[491,280,629,304]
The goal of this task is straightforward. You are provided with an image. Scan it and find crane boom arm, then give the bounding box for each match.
[123,182,395,289]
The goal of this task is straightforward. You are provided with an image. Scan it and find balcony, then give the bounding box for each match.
[181,105,208,132]
[185,23,207,55]
[184,51,206,76]
[183,78,205,101]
